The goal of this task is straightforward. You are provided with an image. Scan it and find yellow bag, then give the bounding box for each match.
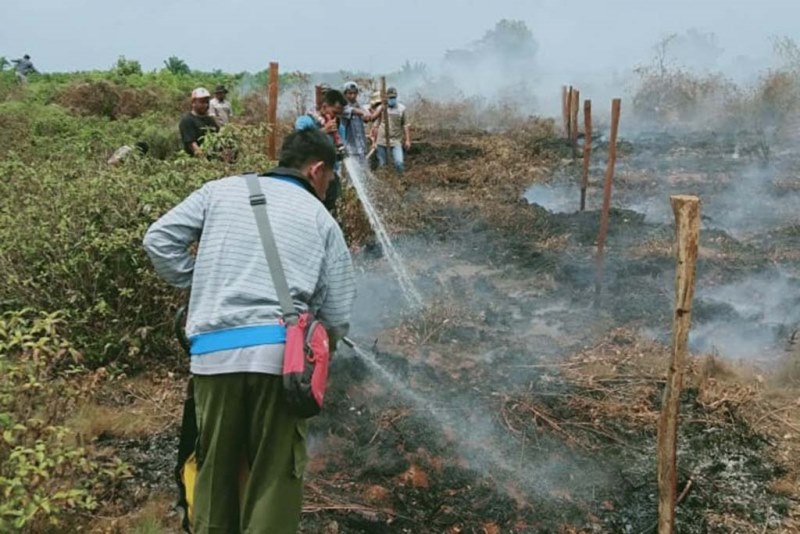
[175,380,198,532]
[173,308,247,532]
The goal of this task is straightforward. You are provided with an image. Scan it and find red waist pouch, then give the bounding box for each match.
[283,312,330,418]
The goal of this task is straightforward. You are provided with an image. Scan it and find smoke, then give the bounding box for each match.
[524,183,579,213]
[691,271,800,359]
[622,162,800,239]
[395,19,539,106]
[224,15,800,138]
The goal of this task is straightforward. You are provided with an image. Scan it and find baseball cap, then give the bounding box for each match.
[387,87,398,97]
[343,81,359,93]
[191,87,211,99]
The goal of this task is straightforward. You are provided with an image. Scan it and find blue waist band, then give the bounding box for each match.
[189,324,286,355]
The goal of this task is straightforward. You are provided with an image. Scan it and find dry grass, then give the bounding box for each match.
[558,328,800,531]
[561,328,778,424]
[68,373,184,442]
[54,81,179,119]
[629,238,673,259]
[88,492,177,534]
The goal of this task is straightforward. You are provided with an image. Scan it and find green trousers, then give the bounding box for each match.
[192,373,308,534]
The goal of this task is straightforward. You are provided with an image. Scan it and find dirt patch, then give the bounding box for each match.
[407,141,484,166]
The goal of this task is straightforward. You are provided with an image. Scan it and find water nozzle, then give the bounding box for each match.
[341,336,356,349]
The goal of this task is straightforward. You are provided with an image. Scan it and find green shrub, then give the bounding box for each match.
[113,56,143,77]
[0,68,370,372]
[0,159,203,365]
[0,98,275,367]
[0,310,131,532]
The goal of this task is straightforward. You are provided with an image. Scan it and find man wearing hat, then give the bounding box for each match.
[340,81,371,160]
[179,87,219,157]
[210,85,233,127]
[372,87,411,174]
[12,54,38,83]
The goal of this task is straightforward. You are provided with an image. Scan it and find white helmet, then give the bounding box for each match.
[191,87,211,99]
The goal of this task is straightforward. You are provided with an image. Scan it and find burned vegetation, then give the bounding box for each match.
[291,121,800,533]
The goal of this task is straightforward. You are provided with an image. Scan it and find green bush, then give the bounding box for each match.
[0,155,203,365]
[0,95,274,367]
[0,310,130,532]
[113,56,143,77]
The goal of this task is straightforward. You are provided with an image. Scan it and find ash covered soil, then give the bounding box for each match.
[119,127,800,533]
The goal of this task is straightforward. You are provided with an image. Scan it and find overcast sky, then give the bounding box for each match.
[2,0,797,74]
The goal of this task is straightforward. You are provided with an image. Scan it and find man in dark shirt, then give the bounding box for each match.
[179,87,219,157]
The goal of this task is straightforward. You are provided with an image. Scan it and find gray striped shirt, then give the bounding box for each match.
[143,174,356,375]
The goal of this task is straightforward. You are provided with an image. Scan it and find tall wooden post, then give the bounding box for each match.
[595,98,622,297]
[315,85,323,111]
[570,89,580,151]
[267,61,279,161]
[381,76,391,150]
[566,86,574,140]
[580,99,592,211]
[562,86,570,138]
[657,195,701,534]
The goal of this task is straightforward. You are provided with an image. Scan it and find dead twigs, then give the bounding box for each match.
[504,398,586,448]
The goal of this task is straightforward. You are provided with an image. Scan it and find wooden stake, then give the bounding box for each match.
[595,98,622,297]
[566,86,573,140]
[267,61,279,161]
[657,195,701,534]
[580,99,592,211]
[381,76,391,150]
[315,85,323,111]
[561,86,570,138]
[570,88,580,151]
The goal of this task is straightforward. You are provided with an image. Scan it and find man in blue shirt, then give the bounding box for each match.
[295,89,347,215]
[340,81,371,161]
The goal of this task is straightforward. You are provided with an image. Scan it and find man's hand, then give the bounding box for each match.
[404,140,411,151]
[323,120,338,134]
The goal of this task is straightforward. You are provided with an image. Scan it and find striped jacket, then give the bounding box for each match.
[143,171,356,375]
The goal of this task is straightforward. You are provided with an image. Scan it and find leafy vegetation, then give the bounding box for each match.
[0,69,276,368]
[162,56,190,76]
[0,310,131,531]
[113,56,143,77]
[0,60,388,530]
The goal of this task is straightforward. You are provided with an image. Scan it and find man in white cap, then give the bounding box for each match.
[179,87,219,157]
[340,81,371,160]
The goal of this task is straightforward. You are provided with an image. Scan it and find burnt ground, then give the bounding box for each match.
[110,127,800,533]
